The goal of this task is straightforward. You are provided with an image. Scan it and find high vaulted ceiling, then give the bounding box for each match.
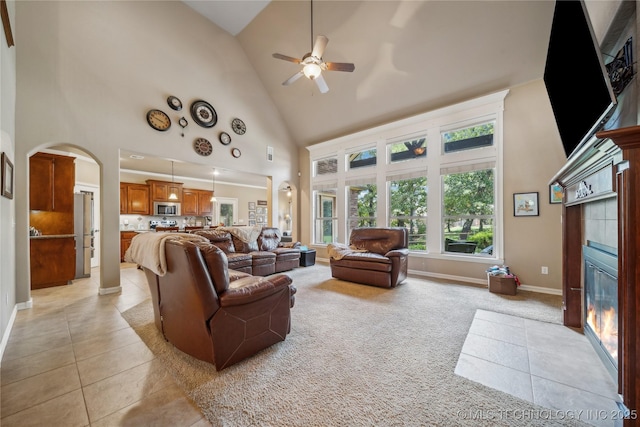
[194,0,557,147]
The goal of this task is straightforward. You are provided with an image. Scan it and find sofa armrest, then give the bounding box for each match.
[385,248,409,258]
[219,274,293,307]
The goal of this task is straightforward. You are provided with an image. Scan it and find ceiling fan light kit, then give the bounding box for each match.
[272,0,354,94]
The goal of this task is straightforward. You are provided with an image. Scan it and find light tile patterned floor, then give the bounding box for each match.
[455,309,623,427]
[0,264,211,427]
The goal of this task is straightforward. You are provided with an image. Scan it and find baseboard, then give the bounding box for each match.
[0,304,18,366]
[99,286,122,295]
[408,269,562,295]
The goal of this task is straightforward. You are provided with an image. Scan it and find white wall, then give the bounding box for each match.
[14,1,299,303]
[0,0,17,352]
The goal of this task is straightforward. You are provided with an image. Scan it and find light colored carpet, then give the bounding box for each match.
[122,263,589,427]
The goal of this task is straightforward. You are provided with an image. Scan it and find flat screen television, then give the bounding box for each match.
[543,0,618,159]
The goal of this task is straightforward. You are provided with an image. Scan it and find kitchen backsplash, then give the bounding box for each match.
[119,214,213,230]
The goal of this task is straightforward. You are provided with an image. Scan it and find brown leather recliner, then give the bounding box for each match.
[329,227,409,288]
[143,239,296,371]
[257,227,301,273]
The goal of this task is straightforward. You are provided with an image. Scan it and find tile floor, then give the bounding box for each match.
[455,309,624,427]
[0,264,211,427]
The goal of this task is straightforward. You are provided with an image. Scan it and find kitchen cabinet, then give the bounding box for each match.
[147,180,183,202]
[29,152,75,213]
[120,183,150,214]
[182,188,213,216]
[121,231,138,262]
[30,236,75,289]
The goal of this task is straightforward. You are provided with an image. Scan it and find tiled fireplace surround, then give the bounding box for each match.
[553,125,640,426]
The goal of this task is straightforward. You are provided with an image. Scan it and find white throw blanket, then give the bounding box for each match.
[219,226,262,243]
[327,243,368,260]
[124,232,208,276]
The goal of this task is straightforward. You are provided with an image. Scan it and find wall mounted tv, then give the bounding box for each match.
[543,0,618,160]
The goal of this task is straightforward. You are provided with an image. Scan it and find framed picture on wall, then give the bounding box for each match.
[1,152,13,199]
[549,183,563,204]
[248,202,256,210]
[514,192,539,216]
[249,211,255,220]
[256,215,264,224]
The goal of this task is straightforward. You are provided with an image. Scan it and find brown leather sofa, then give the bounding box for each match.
[194,227,300,275]
[329,227,409,288]
[142,239,296,371]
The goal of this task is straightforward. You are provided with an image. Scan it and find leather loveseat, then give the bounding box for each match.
[328,227,409,288]
[142,238,296,370]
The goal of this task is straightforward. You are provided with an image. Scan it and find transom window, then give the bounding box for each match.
[442,121,495,153]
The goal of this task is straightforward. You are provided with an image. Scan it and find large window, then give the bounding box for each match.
[389,177,427,250]
[442,169,494,255]
[308,90,506,260]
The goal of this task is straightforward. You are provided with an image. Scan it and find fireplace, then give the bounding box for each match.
[583,242,618,382]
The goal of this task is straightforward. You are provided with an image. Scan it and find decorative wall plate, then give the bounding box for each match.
[194,138,213,156]
[146,109,171,131]
[167,96,182,111]
[231,118,246,135]
[190,100,217,128]
[231,147,241,158]
[219,132,231,145]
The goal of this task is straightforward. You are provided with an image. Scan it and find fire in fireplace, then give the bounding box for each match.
[583,242,618,382]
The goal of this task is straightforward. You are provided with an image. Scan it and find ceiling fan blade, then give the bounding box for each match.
[272,53,302,64]
[311,35,328,59]
[282,71,304,86]
[325,62,355,72]
[314,73,329,93]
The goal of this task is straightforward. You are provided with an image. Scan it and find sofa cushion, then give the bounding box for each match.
[194,230,236,253]
[193,242,230,294]
[331,252,392,273]
[257,227,282,251]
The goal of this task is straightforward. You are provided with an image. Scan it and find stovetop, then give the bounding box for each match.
[149,220,178,229]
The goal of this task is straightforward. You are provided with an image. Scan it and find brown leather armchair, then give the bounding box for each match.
[329,227,409,288]
[143,239,296,370]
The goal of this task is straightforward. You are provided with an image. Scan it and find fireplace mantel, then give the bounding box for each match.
[553,124,639,424]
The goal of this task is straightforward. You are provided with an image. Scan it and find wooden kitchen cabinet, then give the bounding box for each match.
[121,231,138,262]
[30,237,75,289]
[182,188,213,216]
[120,183,150,214]
[29,152,75,213]
[147,180,183,202]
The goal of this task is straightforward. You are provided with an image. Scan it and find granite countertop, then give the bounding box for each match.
[30,234,75,239]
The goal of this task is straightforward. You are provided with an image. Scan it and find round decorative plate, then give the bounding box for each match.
[194,138,213,156]
[231,118,246,135]
[219,132,231,145]
[190,100,217,128]
[167,96,182,111]
[231,147,241,158]
[146,109,171,131]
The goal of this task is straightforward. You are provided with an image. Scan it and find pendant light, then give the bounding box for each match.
[168,161,178,200]
[210,168,217,202]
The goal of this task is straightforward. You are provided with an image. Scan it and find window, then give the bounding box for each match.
[442,169,494,255]
[347,183,376,236]
[314,190,337,244]
[389,177,427,250]
[308,90,506,259]
[442,121,494,153]
[314,157,337,176]
[348,148,377,170]
[389,137,426,163]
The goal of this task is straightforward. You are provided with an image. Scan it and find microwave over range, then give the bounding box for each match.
[154,201,181,216]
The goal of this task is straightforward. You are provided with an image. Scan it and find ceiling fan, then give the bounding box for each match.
[272,0,355,94]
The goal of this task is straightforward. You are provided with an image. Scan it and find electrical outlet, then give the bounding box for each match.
[541,266,549,274]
